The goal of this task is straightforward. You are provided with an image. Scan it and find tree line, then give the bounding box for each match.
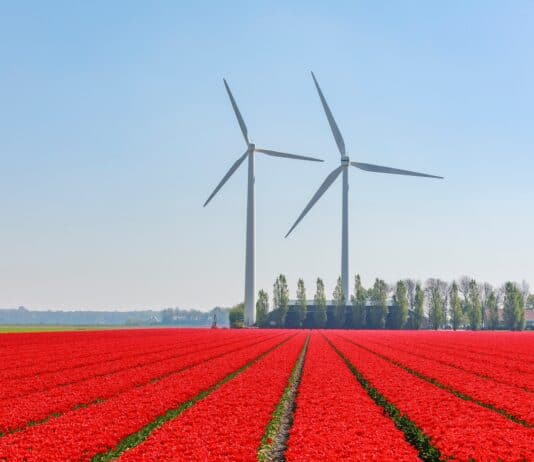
[229,275,532,330]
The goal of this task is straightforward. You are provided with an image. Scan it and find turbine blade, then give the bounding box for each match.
[351,162,443,179]
[311,72,346,157]
[285,166,343,237]
[204,151,249,207]
[255,148,323,162]
[223,79,249,144]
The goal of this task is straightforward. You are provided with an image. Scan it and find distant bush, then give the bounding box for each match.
[229,303,244,328]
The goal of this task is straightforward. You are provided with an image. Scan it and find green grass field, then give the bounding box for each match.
[0,325,121,333]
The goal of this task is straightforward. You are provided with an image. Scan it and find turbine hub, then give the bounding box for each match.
[248,143,256,151]
[341,156,350,166]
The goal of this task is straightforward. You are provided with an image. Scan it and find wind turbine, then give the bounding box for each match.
[286,72,443,302]
[204,79,323,326]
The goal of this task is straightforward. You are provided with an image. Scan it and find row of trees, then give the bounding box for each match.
[422,278,529,331]
[245,275,531,330]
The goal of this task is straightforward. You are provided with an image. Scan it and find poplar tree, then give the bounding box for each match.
[404,279,417,313]
[521,280,530,307]
[368,278,388,328]
[458,276,471,317]
[256,290,269,326]
[427,284,444,330]
[424,279,447,326]
[332,276,346,328]
[480,282,493,328]
[503,282,525,330]
[486,291,499,330]
[273,278,280,313]
[296,279,307,327]
[449,282,463,330]
[467,279,482,330]
[438,280,450,326]
[413,283,425,329]
[313,278,327,328]
[272,274,289,327]
[351,274,367,328]
[391,281,409,329]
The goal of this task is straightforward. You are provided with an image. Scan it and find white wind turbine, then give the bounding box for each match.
[286,72,443,302]
[204,79,323,326]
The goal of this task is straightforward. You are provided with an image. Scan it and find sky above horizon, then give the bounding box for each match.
[1,1,533,311]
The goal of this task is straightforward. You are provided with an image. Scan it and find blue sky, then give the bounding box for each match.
[1,1,533,310]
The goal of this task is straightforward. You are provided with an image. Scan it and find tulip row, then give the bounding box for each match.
[391,330,533,364]
[0,329,218,382]
[0,331,293,461]
[0,331,280,434]
[0,329,169,367]
[0,330,255,400]
[367,332,533,391]
[327,332,534,461]
[285,334,419,461]
[119,333,307,461]
[349,335,534,425]
[408,340,533,374]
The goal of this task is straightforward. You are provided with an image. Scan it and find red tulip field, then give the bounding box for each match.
[0,329,532,461]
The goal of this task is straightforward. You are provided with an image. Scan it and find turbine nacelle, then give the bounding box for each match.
[341,156,350,166]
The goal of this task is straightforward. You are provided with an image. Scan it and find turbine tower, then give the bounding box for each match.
[205,79,323,326]
[286,72,443,302]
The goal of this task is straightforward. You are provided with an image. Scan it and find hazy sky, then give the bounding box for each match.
[1,1,533,311]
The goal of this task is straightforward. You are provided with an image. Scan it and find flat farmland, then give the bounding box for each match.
[0,329,532,461]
